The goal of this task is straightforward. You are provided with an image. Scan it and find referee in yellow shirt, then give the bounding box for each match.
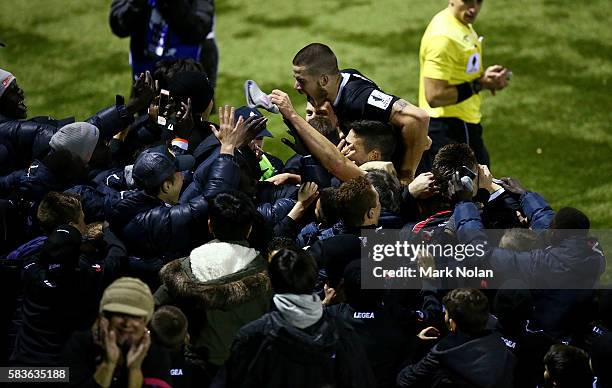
[418,0,510,169]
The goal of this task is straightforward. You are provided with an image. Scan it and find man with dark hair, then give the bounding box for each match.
[153,58,205,90]
[334,175,380,229]
[154,189,271,382]
[266,236,298,261]
[366,169,403,228]
[150,306,197,388]
[342,120,396,166]
[397,288,515,388]
[36,191,86,235]
[418,0,510,170]
[295,187,343,248]
[273,42,431,182]
[224,248,375,388]
[307,176,380,290]
[543,344,593,388]
[305,100,339,133]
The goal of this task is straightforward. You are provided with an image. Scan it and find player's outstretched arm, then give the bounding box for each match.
[270,89,364,182]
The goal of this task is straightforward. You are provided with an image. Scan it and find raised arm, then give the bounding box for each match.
[388,99,430,183]
[270,90,364,182]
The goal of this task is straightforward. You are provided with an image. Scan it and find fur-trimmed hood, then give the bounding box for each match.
[158,241,270,310]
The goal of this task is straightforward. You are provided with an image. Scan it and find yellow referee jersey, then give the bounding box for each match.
[418,8,484,124]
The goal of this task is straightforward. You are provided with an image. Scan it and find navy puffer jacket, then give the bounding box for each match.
[107,153,239,262]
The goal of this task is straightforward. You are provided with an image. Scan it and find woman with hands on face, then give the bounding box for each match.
[62,277,172,388]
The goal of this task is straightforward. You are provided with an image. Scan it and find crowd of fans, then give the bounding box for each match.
[0,26,610,388]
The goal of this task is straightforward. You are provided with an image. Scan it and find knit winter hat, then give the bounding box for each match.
[49,122,100,163]
[0,68,16,99]
[99,277,154,322]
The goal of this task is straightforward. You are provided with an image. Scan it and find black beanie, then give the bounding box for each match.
[168,71,214,114]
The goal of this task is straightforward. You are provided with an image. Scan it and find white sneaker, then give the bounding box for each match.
[244,80,279,114]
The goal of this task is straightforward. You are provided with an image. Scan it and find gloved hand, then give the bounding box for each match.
[281,119,310,156]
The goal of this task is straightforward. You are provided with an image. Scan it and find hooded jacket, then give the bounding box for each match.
[154,240,271,367]
[397,330,515,388]
[224,308,376,388]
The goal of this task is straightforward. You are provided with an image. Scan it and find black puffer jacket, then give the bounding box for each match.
[0,103,133,170]
[107,154,239,262]
[225,310,376,388]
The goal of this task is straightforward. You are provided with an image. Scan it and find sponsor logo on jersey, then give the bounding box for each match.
[353,311,375,319]
[367,90,393,110]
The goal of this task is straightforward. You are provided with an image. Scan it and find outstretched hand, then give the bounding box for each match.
[129,71,156,113]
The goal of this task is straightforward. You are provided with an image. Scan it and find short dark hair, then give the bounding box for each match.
[309,116,340,145]
[37,191,82,234]
[150,306,188,350]
[543,344,592,388]
[266,237,298,259]
[432,143,477,200]
[293,43,340,76]
[335,176,377,227]
[350,120,396,161]
[443,288,489,335]
[318,187,340,226]
[499,228,538,251]
[366,170,401,213]
[268,248,318,294]
[552,207,590,231]
[153,58,205,90]
[209,191,257,241]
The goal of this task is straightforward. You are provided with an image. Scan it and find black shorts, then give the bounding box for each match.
[417,117,490,174]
